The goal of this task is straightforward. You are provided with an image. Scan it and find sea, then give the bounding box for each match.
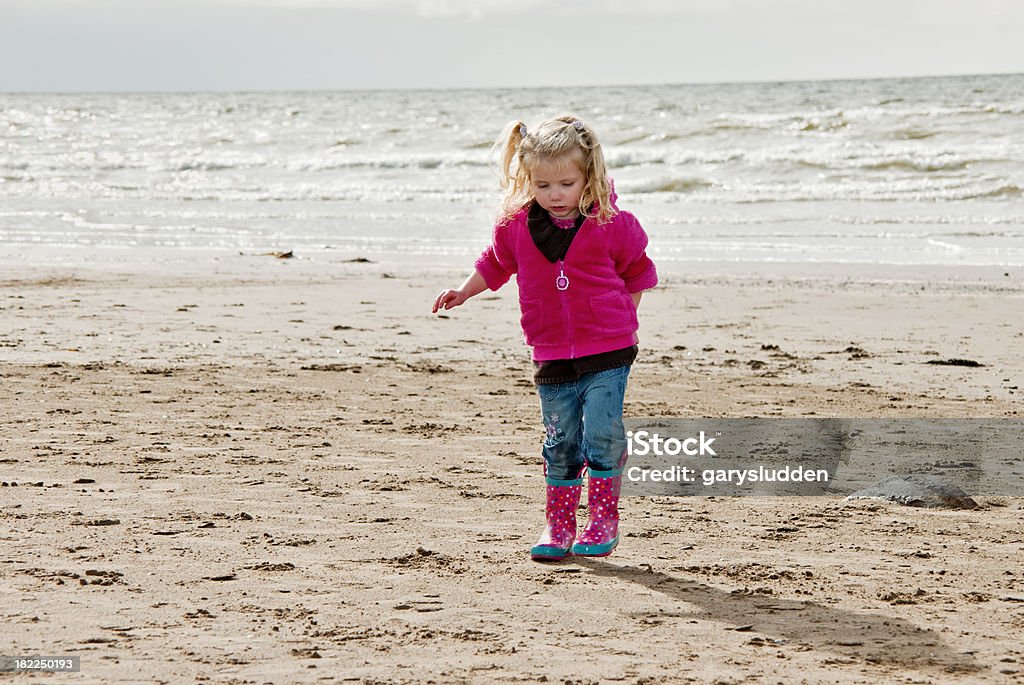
[2,73,1023,269]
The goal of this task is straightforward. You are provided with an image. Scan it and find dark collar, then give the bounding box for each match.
[527,202,586,263]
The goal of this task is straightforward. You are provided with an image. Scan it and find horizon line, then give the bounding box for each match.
[3,69,1022,97]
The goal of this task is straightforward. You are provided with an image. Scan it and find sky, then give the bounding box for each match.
[1,0,1023,92]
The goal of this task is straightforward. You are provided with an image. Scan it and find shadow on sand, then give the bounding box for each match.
[570,557,981,677]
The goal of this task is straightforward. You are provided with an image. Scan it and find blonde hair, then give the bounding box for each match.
[494,114,614,224]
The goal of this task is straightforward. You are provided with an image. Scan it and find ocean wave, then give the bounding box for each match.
[824,215,1024,227]
[711,110,849,133]
[861,158,972,172]
[288,155,489,171]
[648,218,1021,232]
[724,184,1024,204]
[0,160,149,173]
[604,149,667,167]
[925,237,963,252]
[979,104,1024,115]
[773,152,1004,174]
[850,103,1024,119]
[647,132,693,143]
[613,129,699,146]
[615,132,652,145]
[608,147,747,167]
[628,173,1022,203]
[962,184,1024,200]
[706,101,1022,137]
[942,229,1024,237]
[627,177,718,194]
[795,114,849,132]
[59,212,137,232]
[175,161,248,172]
[887,128,939,140]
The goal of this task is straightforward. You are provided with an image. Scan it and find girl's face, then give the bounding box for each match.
[529,156,585,220]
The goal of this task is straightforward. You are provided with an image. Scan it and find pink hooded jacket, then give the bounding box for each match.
[474,188,658,361]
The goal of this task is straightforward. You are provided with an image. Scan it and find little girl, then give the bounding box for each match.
[431,115,657,561]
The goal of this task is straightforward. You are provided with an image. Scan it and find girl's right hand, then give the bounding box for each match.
[432,288,468,313]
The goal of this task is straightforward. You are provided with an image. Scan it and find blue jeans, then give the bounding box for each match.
[537,365,631,481]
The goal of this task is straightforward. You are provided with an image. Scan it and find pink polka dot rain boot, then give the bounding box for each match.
[571,465,623,557]
[530,473,583,561]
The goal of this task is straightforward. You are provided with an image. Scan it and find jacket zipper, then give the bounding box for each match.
[558,258,575,358]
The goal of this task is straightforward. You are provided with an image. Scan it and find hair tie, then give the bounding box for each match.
[572,120,584,131]
[518,123,528,137]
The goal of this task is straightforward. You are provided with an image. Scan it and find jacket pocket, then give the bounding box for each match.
[586,291,637,337]
[519,296,555,346]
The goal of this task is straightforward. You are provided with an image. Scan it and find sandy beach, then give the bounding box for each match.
[1,249,1022,684]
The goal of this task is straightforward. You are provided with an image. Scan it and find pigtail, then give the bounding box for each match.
[493,120,532,223]
[580,126,613,223]
[494,120,525,192]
